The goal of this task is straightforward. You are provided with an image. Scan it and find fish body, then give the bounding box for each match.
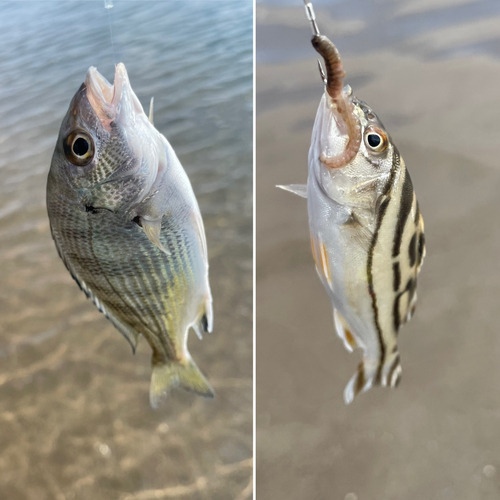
[47,63,214,407]
[281,25,425,403]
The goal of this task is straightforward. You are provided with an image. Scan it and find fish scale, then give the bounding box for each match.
[90,213,192,357]
[47,63,214,407]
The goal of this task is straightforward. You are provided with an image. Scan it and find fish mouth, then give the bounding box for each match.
[311,35,362,169]
[85,62,143,130]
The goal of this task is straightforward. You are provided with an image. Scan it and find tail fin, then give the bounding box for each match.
[343,351,402,405]
[150,357,214,408]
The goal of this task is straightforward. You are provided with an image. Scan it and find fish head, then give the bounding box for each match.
[50,63,160,213]
[310,87,398,211]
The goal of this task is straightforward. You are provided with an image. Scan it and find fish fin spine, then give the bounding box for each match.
[203,292,213,333]
[149,96,154,124]
[192,292,213,339]
[149,356,214,408]
[276,184,308,198]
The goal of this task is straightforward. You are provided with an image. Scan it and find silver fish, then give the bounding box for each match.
[47,63,214,407]
[280,2,425,404]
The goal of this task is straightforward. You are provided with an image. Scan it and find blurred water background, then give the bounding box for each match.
[0,1,252,499]
[257,0,500,499]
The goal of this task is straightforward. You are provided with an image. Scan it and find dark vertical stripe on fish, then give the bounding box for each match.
[409,232,417,267]
[418,232,425,267]
[392,169,414,258]
[387,354,400,386]
[368,196,390,384]
[392,261,401,292]
[367,150,400,383]
[392,277,415,333]
[408,277,416,298]
[393,293,401,331]
[414,200,420,224]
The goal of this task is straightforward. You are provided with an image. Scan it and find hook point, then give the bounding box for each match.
[317,59,327,85]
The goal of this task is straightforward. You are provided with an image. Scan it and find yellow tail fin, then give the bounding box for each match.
[150,357,214,408]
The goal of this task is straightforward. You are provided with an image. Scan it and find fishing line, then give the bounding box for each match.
[105,0,117,68]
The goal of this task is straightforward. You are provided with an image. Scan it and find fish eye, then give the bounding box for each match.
[73,137,89,156]
[63,131,94,166]
[364,126,388,154]
[367,134,381,148]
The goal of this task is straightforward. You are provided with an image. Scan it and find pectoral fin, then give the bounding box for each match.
[140,217,171,256]
[276,184,308,198]
[343,213,374,253]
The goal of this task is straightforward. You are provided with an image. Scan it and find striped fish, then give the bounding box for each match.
[47,63,214,407]
[280,3,425,404]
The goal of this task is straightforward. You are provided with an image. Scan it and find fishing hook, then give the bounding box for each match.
[317,59,327,85]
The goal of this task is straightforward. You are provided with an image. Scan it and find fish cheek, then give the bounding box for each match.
[88,177,149,212]
[365,146,394,179]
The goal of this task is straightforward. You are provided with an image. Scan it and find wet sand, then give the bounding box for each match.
[257,1,500,499]
[0,2,252,499]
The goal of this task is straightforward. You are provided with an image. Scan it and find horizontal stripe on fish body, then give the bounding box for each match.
[49,200,201,363]
[95,216,197,358]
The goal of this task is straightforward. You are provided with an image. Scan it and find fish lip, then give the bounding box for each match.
[84,62,132,127]
[111,62,128,107]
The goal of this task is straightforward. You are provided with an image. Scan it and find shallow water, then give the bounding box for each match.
[0,1,252,499]
[257,1,500,499]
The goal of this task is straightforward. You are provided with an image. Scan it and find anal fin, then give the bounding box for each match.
[101,305,140,354]
[192,294,213,340]
[333,309,357,353]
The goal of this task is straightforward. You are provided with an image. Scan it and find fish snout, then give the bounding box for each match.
[84,63,144,130]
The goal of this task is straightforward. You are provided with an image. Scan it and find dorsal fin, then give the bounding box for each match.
[149,96,154,124]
